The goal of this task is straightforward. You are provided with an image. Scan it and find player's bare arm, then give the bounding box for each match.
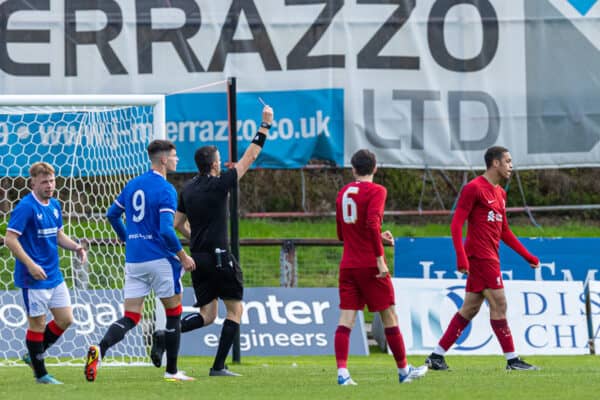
[4,230,47,280]
[174,211,191,240]
[235,105,274,180]
[375,256,389,278]
[57,229,87,264]
[381,230,394,246]
[177,250,196,272]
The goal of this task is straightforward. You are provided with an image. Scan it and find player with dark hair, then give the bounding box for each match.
[5,162,87,384]
[151,104,274,376]
[334,149,428,385]
[84,139,196,382]
[425,146,540,371]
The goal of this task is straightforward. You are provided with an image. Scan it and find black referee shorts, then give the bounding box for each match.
[190,251,243,307]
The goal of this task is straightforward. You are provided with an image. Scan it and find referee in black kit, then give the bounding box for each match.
[151,103,274,376]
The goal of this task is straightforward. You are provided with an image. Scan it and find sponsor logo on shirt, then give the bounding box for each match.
[37,227,58,238]
[128,233,154,240]
[487,210,503,222]
[36,213,43,220]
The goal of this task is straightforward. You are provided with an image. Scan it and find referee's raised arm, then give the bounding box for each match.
[235,104,274,180]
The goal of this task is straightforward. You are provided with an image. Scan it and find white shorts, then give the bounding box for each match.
[23,281,72,317]
[124,257,183,300]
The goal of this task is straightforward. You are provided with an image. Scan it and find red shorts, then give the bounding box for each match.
[338,267,395,312]
[466,258,503,293]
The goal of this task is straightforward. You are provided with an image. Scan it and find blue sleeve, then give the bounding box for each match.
[160,211,182,254]
[106,202,127,243]
[7,201,31,234]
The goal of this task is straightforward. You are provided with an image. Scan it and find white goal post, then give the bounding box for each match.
[0,94,166,366]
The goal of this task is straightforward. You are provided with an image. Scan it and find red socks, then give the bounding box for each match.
[491,318,515,353]
[334,325,351,369]
[438,312,470,351]
[385,326,407,368]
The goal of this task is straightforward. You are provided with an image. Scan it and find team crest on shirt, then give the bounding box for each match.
[53,208,59,219]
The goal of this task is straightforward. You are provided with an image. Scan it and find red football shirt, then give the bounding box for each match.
[452,175,538,271]
[455,176,506,265]
[336,181,386,269]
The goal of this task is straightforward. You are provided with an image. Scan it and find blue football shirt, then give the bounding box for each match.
[112,170,178,262]
[7,193,64,289]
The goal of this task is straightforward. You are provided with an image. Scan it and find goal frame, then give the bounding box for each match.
[0,94,167,366]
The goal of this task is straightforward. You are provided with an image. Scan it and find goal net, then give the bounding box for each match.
[0,95,165,366]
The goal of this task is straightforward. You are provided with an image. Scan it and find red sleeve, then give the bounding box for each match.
[335,194,343,241]
[451,184,476,272]
[366,186,386,257]
[451,207,470,272]
[501,215,539,265]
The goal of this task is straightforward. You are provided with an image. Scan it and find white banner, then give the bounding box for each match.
[393,278,589,355]
[2,0,600,168]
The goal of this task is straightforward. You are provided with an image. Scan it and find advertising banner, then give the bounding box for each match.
[393,278,589,355]
[2,1,600,169]
[394,237,600,283]
[166,89,343,171]
[0,289,145,359]
[155,287,369,356]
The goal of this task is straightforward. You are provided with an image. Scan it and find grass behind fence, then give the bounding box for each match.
[2,219,600,290]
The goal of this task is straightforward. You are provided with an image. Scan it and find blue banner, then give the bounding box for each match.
[394,237,600,283]
[0,106,153,177]
[165,287,368,357]
[165,89,344,171]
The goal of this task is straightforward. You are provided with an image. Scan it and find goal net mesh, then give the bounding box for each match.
[0,101,161,366]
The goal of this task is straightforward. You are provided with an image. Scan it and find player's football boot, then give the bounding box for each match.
[506,357,540,371]
[150,330,166,368]
[209,367,242,377]
[425,353,450,370]
[164,370,196,381]
[399,364,428,383]
[84,344,101,382]
[337,375,358,385]
[36,374,63,384]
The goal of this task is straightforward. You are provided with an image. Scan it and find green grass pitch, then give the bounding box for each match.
[1,354,599,399]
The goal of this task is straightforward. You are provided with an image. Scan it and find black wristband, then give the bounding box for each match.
[260,121,272,129]
[252,132,267,148]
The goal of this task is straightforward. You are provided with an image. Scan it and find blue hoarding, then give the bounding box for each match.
[0,88,344,176]
[165,88,344,170]
[165,287,368,357]
[394,237,600,283]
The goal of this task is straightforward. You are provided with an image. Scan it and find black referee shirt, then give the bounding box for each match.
[177,168,237,253]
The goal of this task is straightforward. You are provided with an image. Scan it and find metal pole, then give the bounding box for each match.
[227,77,241,363]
